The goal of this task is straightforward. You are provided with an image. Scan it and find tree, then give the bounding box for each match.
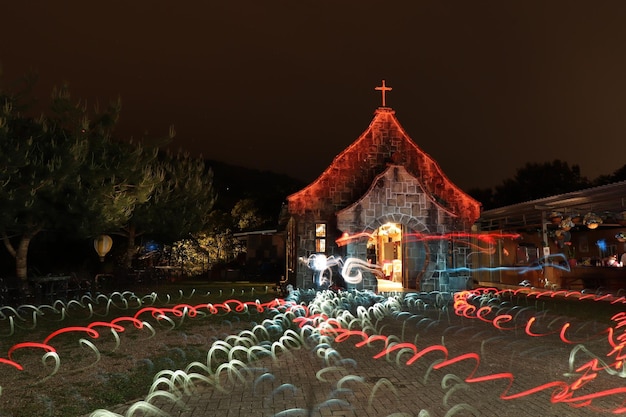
[473,160,591,209]
[155,163,304,275]
[231,198,265,231]
[465,187,494,211]
[118,149,217,268]
[0,78,160,282]
[592,163,626,186]
[167,197,269,275]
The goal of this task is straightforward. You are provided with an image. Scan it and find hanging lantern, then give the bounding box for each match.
[559,216,574,231]
[94,235,113,262]
[601,211,617,224]
[549,211,563,224]
[583,212,602,230]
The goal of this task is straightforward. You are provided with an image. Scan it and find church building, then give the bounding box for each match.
[284,81,481,292]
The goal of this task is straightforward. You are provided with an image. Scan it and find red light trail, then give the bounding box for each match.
[336,230,521,251]
[297,289,626,414]
[2,290,626,413]
[0,298,287,373]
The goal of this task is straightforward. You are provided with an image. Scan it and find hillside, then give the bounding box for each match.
[205,159,307,225]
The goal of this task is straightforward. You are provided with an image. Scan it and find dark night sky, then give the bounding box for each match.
[3,1,626,191]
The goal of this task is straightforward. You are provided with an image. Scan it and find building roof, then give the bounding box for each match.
[288,107,481,225]
[233,229,278,238]
[478,180,626,231]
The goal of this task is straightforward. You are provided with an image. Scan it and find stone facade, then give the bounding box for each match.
[286,107,480,291]
[336,165,456,290]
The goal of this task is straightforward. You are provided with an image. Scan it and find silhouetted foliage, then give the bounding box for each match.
[469,160,590,210]
[0,77,160,280]
[592,163,626,186]
[465,187,494,211]
[468,160,626,211]
[207,160,306,228]
[116,149,217,268]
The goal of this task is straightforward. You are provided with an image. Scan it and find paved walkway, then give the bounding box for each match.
[95,293,622,417]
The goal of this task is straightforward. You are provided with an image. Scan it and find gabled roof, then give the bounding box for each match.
[336,164,457,217]
[288,107,481,225]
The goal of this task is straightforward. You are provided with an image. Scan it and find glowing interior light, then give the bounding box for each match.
[583,212,602,229]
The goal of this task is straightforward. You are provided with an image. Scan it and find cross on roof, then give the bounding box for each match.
[375,80,392,107]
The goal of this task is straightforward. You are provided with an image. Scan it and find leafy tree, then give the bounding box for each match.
[119,149,217,268]
[167,197,269,275]
[180,163,304,271]
[592,163,626,186]
[231,198,264,231]
[0,78,160,282]
[208,160,305,225]
[141,162,303,275]
[470,160,590,210]
[70,133,163,239]
[188,201,254,269]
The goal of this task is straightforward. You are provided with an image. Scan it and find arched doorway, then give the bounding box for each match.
[366,222,403,284]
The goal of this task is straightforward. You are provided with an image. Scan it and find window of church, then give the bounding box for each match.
[315,223,326,253]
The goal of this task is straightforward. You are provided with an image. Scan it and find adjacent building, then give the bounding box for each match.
[474,180,626,291]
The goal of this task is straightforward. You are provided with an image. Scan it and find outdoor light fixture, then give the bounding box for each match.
[559,216,574,230]
[570,212,582,224]
[94,234,113,262]
[550,211,563,224]
[583,212,602,230]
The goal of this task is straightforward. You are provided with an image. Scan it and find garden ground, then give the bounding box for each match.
[1,281,624,417]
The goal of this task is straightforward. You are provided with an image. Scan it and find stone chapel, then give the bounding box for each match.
[284,81,481,292]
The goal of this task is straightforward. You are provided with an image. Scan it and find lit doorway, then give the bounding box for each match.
[366,222,403,283]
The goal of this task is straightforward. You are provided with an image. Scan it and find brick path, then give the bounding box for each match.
[96,293,622,417]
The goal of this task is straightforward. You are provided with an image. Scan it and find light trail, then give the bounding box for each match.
[3,286,626,414]
[336,231,521,255]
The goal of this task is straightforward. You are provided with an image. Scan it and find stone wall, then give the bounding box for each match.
[336,165,456,291]
[287,107,480,291]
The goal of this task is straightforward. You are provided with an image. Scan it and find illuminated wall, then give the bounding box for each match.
[287,107,481,290]
[336,165,457,290]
